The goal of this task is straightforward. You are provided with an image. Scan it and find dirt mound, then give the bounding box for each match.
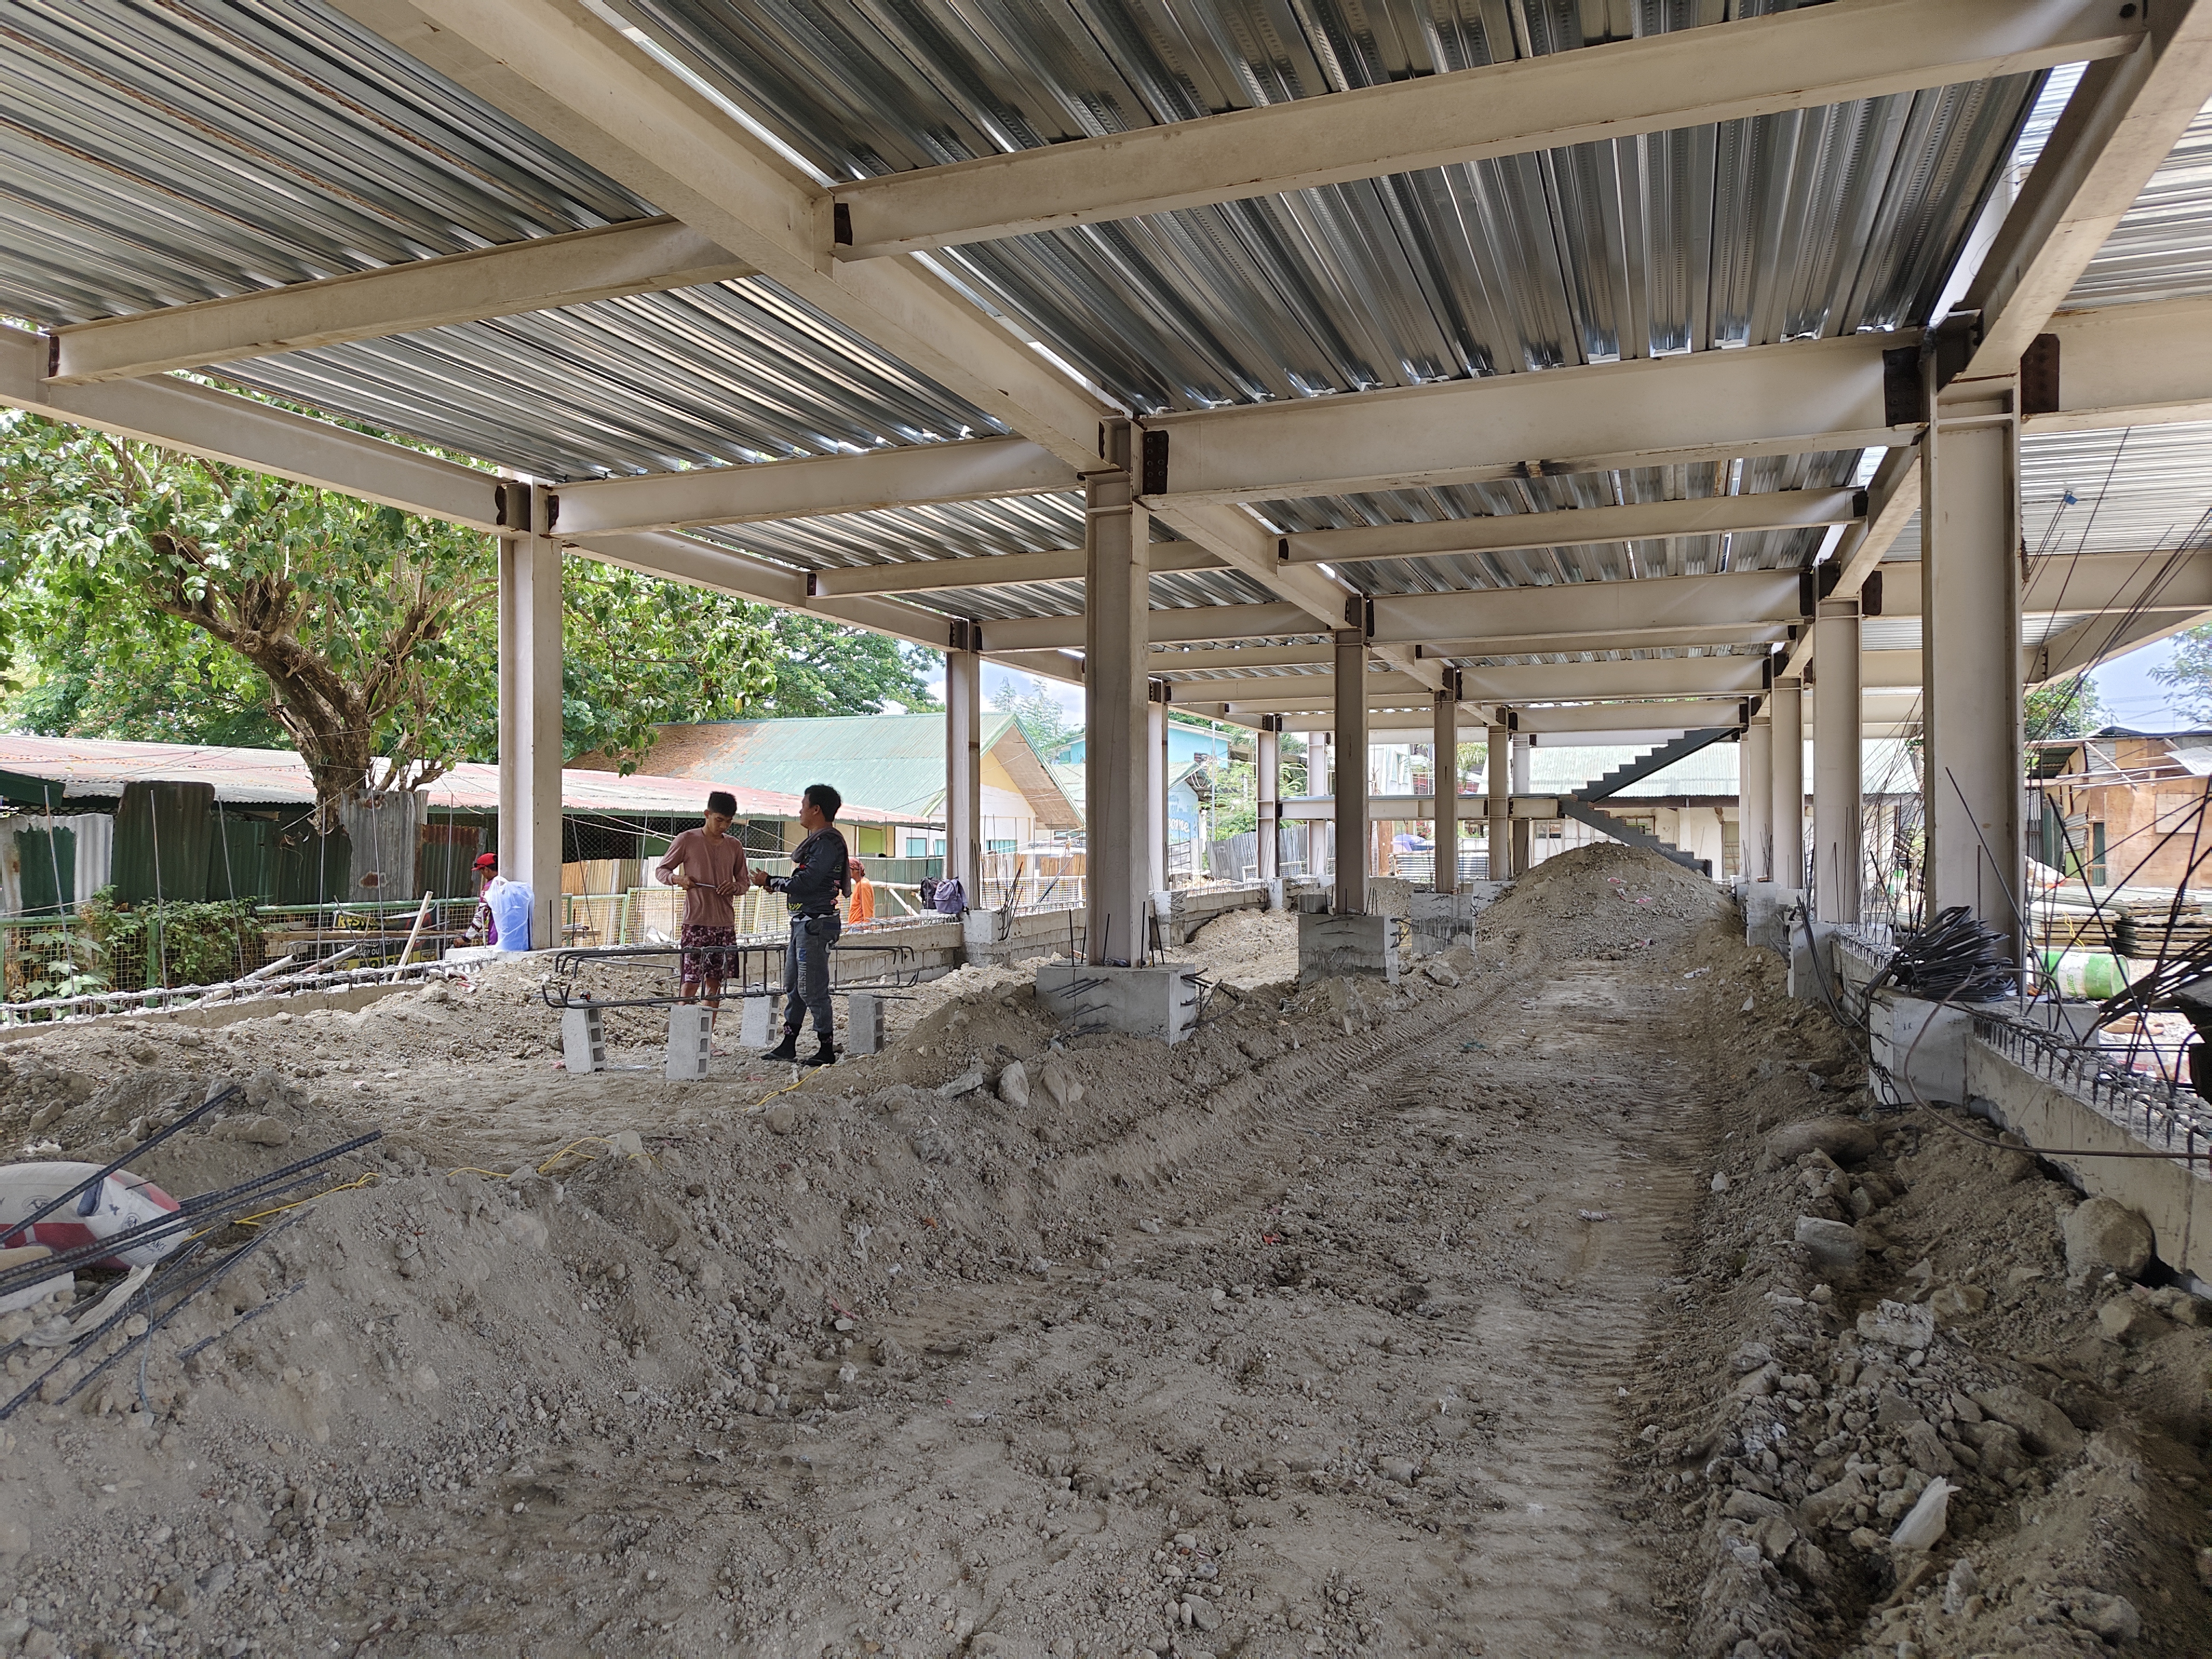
[1174,906,1298,988]
[1482,842,1734,963]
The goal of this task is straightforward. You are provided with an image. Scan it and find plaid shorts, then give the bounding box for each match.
[679,924,740,981]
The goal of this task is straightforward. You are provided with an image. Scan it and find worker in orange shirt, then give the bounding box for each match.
[846,859,876,923]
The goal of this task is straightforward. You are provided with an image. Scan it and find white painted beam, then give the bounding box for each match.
[553,437,1075,535]
[0,323,500,531]
[1145,333,1907,506]
[2031,597,2212,682]
[830,0,2137,259]
[1146,643,1334,673]
[1367,570,1804,647]
[1456,657,1769,702]
[1960,0,2212,384]
[980,602,1316,653]
[1283,489,1862,566]
[2028,294,2212,433]
[809,540,1224,596]
[1417,624,1795,658]
[47,219,751,385]
[327,0,1111,468]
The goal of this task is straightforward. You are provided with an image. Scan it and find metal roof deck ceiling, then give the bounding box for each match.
[618,0,2039,415]
[0,0,2085,639]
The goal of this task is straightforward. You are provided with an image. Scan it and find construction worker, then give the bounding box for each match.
[754,783,849,1067]
[655,790,748,1011]
[464,851,500,946]
[847,859,876,923]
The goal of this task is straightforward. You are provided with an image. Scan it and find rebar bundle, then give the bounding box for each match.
[1872,906,2017,1003]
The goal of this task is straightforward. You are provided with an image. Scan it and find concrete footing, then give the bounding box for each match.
[1298,912,1406,984]
[1744,885,1804,955]
[1406,885,1501,954]
[1035,962,1202,1043]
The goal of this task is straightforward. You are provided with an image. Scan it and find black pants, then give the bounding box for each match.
[782,912,840,1038]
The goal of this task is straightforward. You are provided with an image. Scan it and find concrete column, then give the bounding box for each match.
[1487,722,1512,879]
[1431,682,1459,894]
[1333,629,1368,914]
[946,638,982,903]
[1509,731,1532,873]
[497,480,562,951]
[1769,677,1805,889]
[1147,691,1169,894]
[1924,376,2025,960]
[1256,721,1280,881]
[1084,439,1149,966]
[1741,716,1774,882]
[1812,599,1864,923]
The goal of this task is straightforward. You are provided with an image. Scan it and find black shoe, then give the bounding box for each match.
[761,1031,799,1063]
[801,1038,837,1068]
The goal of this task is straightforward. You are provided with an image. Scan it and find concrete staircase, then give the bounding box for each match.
[1563,727,1738,876]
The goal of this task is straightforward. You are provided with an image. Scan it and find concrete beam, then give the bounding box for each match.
[1145,333,1907,506]
[2027,294,2212,433]
[981,602,1316,653]
[553,437,1075,535]
[811,541,1223,596]
[830,0,2137,259]
[46,218,751,385]
[1959,0,2212,383]
[1370,570,1803,647]
[327,0,1111,469]
[1146,643,1334,673]
[1457,657,1769,703]
[0,324,500,531]
[1283,488,1863,566]
[1417,624,1795,659]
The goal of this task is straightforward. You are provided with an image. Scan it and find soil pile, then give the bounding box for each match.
[1171,908,1298,988]
[1480,844,1734,963]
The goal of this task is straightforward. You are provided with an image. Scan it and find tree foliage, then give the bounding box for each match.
[2024,673,2112,742]
[2151,625,2212,727]
[1,412,943,800]
[1,412,490,824]
[990,675,1070,756]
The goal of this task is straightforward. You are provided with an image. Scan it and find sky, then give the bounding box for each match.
[921,659,1085,725]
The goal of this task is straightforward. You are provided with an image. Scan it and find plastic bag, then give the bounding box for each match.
[1889,1477,1954,1552]
[486,878,534,952]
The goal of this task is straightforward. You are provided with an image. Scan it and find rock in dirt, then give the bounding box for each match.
[1793,1216,1864,1276]
[2061,1590,2142,1644]
[2062,1196,2155,1280]
[1421,961,1460,988]
[216,1115,293,1147]
[997,1061,1030,1110]
[2096,1295,2169,1344]
[1856,1298,1935,1350]
[764,1103,797,1136]
[1971,1385,2083,1458]
[939,1068,987,1101]
[1038,1057,1083,1111]
[1766,1116,1878,1166]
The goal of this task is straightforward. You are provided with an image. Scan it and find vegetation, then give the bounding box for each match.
[84,891,267,989]
[2024,673,2112,742]
[1,411,942,798]
[2151,626,2212,727]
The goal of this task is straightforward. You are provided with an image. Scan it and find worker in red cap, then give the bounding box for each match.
[464,851,501,946]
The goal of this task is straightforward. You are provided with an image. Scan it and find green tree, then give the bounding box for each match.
[751,612,940,718]
[2152,626,2212,726]
[2024,673,2112,742]
[991,675,1070,755]
[1,413,491,825]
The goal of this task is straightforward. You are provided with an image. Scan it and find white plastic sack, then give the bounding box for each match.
[1890,1477,1955,1552]
[486,878,534,952]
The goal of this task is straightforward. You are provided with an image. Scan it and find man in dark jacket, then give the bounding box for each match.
[754,783,849,1066]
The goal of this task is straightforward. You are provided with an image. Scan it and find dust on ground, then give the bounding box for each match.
[0,842,2202,1659]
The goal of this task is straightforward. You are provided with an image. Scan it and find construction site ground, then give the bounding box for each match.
[1,844,2208,1659]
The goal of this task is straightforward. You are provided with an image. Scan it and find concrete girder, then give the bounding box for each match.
[325,0,1111,469]
[808,542,1225,596]
[553,438,1076,535]
[1142,334,1908,507]
[1959,0,2212,384]
[1282,489,1863,566]
[46,219,752,385]
[979,603,1320,652]
[0,324,500,531]
[828,0,2138,259]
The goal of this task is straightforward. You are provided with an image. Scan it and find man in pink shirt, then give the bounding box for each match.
[655,791,749,1011]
